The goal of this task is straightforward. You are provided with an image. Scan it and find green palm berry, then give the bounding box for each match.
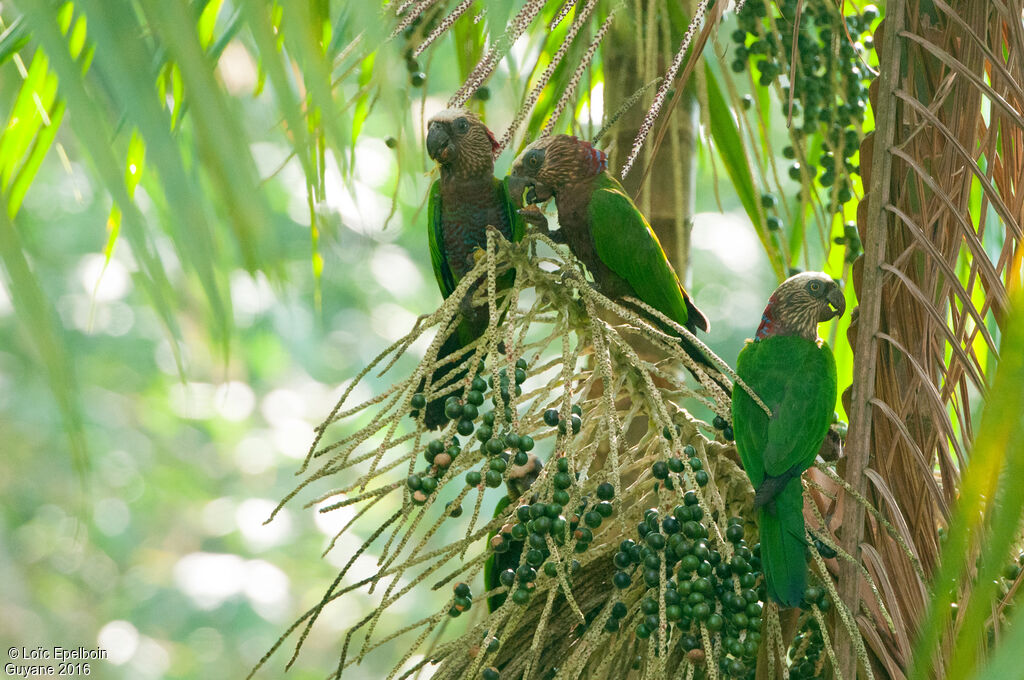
[652,461,669,479]
[543,409,560,426]
[457,419,474,436]
[444,399,463,419]
[485,470,503,487]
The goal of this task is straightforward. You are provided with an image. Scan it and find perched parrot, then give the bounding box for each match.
[420,109,525,429]
[507,135,727,393]
[731,272,845,607]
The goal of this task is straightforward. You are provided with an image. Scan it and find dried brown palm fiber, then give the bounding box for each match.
[839,1,1024,676]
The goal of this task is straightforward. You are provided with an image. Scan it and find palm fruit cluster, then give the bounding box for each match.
[398,8,489,98]
[407,358,535,504]
[731,0,879,258]
[609,445,766,679]
[491,455,605,609]
[399,13,432,87]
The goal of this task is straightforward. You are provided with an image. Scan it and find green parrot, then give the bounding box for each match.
[731,272,845,607]
[420,109,525,429]
[507,135,727,394]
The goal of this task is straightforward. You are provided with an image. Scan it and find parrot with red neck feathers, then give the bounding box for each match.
[731,272,845,607]
[507,134,727,393]
[418,109,525,430]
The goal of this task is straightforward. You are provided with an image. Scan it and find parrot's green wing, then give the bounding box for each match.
[587,181,692,328]
[732,335,837,488]
[427,179,457,298]
[499,176,526,243]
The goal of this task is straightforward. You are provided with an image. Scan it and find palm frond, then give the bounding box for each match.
[840,1,1024,676]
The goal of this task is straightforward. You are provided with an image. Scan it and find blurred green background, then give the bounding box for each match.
[0,20,791,679]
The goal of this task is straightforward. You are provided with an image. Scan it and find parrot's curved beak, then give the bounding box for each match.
[426,124,453,163]
[508,173,531,209]
[823,285,846,320]
[508,173,552,208]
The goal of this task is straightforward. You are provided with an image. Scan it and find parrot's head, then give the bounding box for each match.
[425,109,499,175]
[508,135,608,208]
[756,272,846,341]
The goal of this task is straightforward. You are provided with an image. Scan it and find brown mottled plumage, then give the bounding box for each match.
[754,272,847,342]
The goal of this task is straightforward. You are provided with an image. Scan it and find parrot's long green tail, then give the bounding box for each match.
[758,477,808,608]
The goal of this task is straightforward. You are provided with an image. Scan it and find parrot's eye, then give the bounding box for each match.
[808,281,823,294]
[525,149,544,170]
[454,118,470,133]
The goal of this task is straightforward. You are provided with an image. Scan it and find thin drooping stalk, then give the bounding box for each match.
[837,1,906,676]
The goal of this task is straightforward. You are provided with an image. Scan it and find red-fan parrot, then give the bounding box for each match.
[506,134,727,394]
[419,109,526,429]
[731,272,845,607]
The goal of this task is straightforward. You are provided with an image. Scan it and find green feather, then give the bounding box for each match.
[587,175,696,329]
[427,179,456,298]
[732,334,836,606]
[758,477,809,607]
